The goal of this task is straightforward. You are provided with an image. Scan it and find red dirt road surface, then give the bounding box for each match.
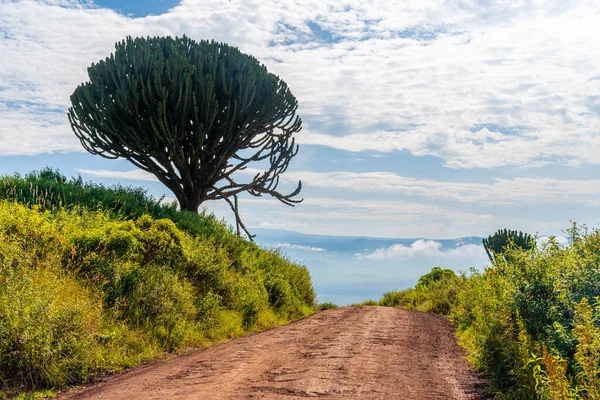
[60,306,488,400]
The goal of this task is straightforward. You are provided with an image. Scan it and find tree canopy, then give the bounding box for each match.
[416,266,456,289]
[482,229,534,265]
[68,35,302,237]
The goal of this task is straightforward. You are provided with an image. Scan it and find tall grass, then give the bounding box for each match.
[377,227,600,399]
[0,168,240,242]
[0,171,316,396]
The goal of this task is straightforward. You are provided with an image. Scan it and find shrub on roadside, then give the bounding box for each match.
[318,302,338,311]
[379,267,464,315]
[378,225,600,399]
[0,168,240,244]
[0,263,104,389]
[0,200,315,395]
[354,299,379,306]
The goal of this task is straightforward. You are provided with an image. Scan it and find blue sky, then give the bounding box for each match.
[2,0,600,302]
[92,0,179,17]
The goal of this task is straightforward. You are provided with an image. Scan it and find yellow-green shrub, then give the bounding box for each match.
[0,200,315,395]
[379,267,466,315]
[377,226,600,398]
[0,264,103,388]
[318,302,338,311]
[127,266,200,350]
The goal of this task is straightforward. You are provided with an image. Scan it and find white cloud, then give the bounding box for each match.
[70,167,499,236]
[274,243,326,252]
[359,240,484,260]
[1,1,600,167]
[0,105,81,155]
[250,169,600,206]
[5,0,600,240]
[160,196,178,205]
[538,235,570,247]
[77,168,158,181]
[78,166,600,209]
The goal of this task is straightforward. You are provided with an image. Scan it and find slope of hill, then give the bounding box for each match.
[0,171,316,397]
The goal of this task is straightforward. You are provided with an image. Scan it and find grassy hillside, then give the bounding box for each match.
[1,168,229,240]
[0,170,315,397]
[376,227,600,399]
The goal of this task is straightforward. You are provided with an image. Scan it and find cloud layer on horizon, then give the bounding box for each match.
[358,240,487,263]
[78,167,600,207]
[274,243,327,252]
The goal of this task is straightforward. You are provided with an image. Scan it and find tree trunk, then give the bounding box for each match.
[175,194,201,213]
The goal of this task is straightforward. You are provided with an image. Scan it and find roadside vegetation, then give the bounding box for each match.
[317,302,338,311]
[0,35,312,398]
[0,170,315,397]
[377,226,600,399]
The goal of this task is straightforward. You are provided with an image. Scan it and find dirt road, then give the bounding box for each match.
[60,306,487,400]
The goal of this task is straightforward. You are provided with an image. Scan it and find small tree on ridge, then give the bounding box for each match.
[482,229,534,265]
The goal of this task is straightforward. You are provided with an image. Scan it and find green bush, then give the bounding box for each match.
[417,266,456,287]
[318,302,338,311]
[0,198,315,395]
[377,225,600,399]
[128,265,199,350]
[354,299,379,306]
[0,168,236,243]
[0,264,104,389]
[379,267,464,315]
[0,168,175,219]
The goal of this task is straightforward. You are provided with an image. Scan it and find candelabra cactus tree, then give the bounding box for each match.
[68,36,303,237]
[483,229,534,265]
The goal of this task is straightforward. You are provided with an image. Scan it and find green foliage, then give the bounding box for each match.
[482,229,534,265]
[318,302,338,311]
[353,299,379,306]
[533,298,600,400]
[0,168,176,219]
[0,168,245,243]
[380,267,463,315]
[416,266,456,288]
[127,265,200,351]
[0,258,106,389]
[8,390,56,400]
[377,225,600,399]
[572,298,600,396]
[0,199,315,395]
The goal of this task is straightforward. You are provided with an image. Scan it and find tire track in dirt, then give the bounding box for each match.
[59,306,488,400]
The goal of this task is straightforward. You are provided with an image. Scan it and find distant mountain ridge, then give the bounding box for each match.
[252,228,484,254]
[250,228,490,305]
